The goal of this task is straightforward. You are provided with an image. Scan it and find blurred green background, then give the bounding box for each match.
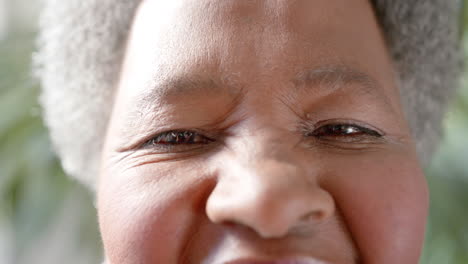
[1,1,467,263]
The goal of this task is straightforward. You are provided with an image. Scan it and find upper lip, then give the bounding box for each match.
[223,257,330,264]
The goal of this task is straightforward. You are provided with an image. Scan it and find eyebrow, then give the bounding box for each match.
[134,74,243,112]
[294,65,377,91]
[135,65,395,114]
[292,65,396,113]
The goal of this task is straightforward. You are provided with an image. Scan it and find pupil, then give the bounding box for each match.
[183,131,192,141]
[169,132,178,143]
[328,125,359,135]
[171,131,195,144]
[345,126,355,134]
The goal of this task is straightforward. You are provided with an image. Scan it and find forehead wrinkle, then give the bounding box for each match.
[293,65,397,115]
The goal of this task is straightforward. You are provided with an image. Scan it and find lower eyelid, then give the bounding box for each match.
[305,135,389,151]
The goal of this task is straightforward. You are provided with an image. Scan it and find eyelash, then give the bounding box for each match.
[143,122,383,150]
[144,130,214,147]
[306,123,383,139]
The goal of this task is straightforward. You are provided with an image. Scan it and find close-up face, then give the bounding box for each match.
[98,0,429,263]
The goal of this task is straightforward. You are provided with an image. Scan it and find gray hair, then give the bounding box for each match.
[35,0,462,190]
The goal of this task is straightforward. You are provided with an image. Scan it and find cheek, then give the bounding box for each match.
[97,164,211,264]
[323,153,429,264]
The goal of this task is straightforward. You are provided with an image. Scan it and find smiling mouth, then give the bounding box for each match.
[223,257,330,264]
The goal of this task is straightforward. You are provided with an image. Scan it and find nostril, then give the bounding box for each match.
[300,210,326,222]
[219,220,241,229]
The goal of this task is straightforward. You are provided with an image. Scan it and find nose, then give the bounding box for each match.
[206,156,335,239]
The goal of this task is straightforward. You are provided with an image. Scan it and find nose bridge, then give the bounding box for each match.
[229,132,313,195]
[249,157,309,194]
[206,141,335,238]
[236,131,316,192]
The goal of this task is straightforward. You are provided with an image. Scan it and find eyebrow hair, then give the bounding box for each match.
[134,64,395,114]
[134,74,243,112]
[292,65,396,113]
[294,65,379,95]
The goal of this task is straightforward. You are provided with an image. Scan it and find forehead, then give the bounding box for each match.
[119,0,397,109]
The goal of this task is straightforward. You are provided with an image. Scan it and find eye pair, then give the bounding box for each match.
[144,122,383,148]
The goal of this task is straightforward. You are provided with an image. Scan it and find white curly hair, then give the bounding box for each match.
[35,0,462,190]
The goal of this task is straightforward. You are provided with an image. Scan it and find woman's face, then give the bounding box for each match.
[98,0,428,263]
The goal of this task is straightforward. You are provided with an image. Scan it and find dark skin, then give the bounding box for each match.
[98,0,428,263]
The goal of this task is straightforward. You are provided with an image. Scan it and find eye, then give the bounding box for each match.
[144,130,213,148]
[307,122,383,143]
[311,123,381,137]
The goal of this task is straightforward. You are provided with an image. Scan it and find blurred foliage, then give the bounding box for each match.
[421,74,468,262]
[0,2,467,264]
[0,31,102,263]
